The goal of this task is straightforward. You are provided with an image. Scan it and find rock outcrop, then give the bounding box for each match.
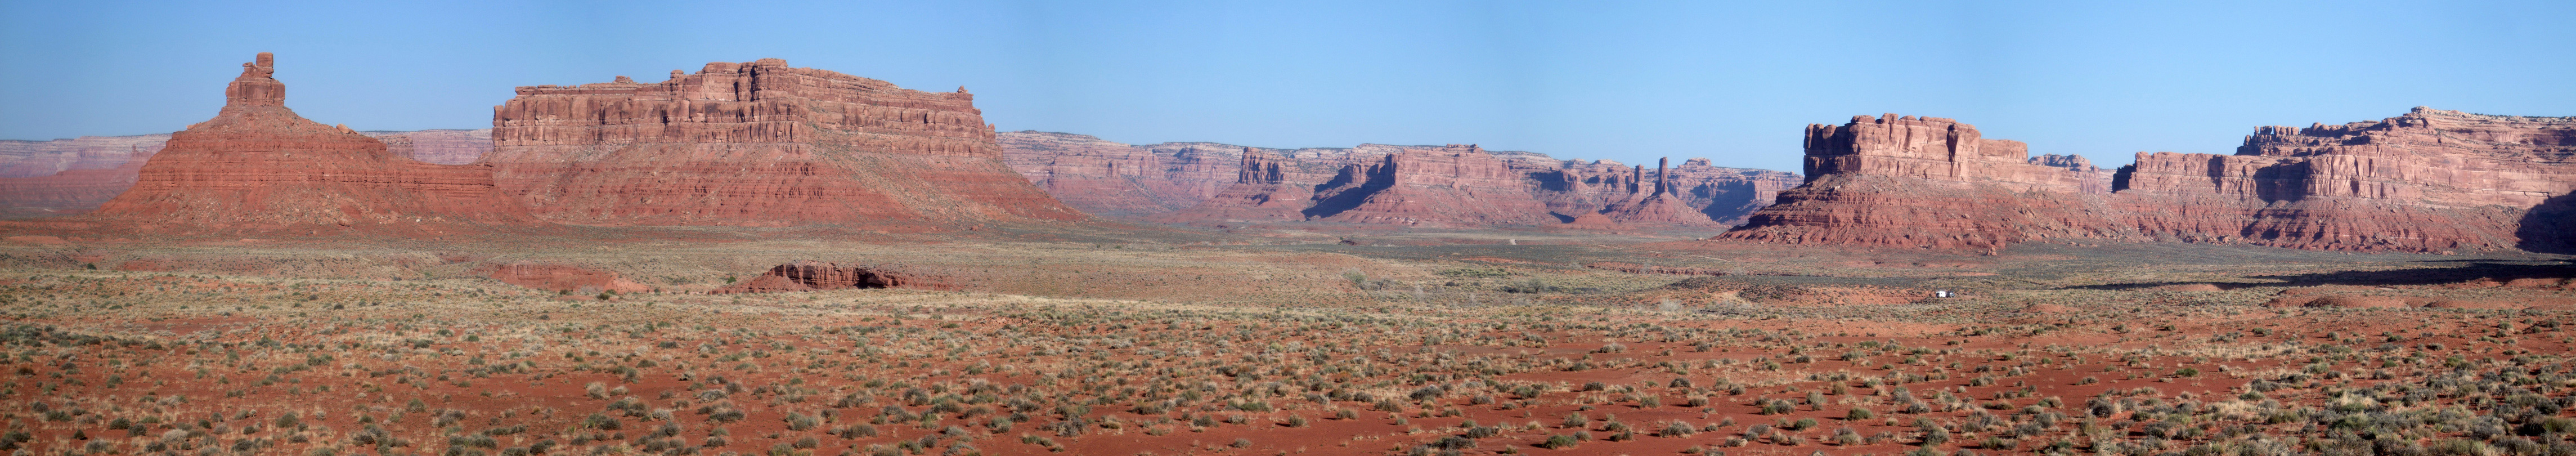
[2115,107,2576,252]
[709,261,962,293]
[1000,132,1801,228]
[1727,108,2576,253]
[484,59,1083,227]
[1724,114,2126,251]
[83,53,535,233]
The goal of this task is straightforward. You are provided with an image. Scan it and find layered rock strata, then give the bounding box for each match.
[0,135,168,218]
[363,129,491,165]
[1724,114,2128,251]
[2115,108,2576,252]
[84,53,535,233]
[0,153,148,218]
[0,129,491,218]
[0,134,168,177]
[1002,132,1799,227]
[1727,109,2576,253]
[485,59,1083,227]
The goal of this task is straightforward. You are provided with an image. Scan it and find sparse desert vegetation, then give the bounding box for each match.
[0,236,2569,455]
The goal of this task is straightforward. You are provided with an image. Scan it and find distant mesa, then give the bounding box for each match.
[1000,132,1801,229]
[482,58,1085,228]
[77,52,536,234]
[1724,108,2576,253]
[2115,107,2576,253]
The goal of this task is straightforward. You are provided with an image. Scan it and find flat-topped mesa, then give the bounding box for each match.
[83,53,534,234]
[486,58,1084,227]
[1803,114,2104,194]
[2116,107,2576,252]
[1726,114,2126,251]
[1299,144,1560,226]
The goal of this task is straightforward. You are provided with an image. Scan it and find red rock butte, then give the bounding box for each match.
[1724,114,2124,251]
[483,58,1085,227]
[83,52,535,234]
[1726,109,2576,253]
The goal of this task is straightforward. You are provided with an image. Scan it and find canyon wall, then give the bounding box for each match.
[1002,132,1800,228]
[84,53,533,234]
[484,59,1084,227]
[0,135,169,218]
[2115,107,2576,252]
[1727,108,2576,253]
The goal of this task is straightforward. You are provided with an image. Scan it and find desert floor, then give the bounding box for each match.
[1,226,2571,456]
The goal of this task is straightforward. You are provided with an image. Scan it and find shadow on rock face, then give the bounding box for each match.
[2517,191,2576,254]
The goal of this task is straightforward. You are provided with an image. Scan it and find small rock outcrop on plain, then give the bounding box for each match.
[83,53,535,233]
[1002,132,1801,228]
[485,59,1084,227]
[710,261,962,293]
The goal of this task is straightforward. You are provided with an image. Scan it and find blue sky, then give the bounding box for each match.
[2,0,2568,172]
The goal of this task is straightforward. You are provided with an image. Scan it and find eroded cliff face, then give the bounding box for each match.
[1725,114,2128,251]
[365,129,490,165]
[1727,109,2576,253]
[2115,108,2576,252]
[1003,132,1800,228]
[484,59,1083,227]
[86,53,534,234]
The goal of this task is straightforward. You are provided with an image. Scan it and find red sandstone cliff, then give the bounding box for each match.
[1724,114,2127,251]
[1003,132,1799,228]
[484,59,1083,227]
[82,53,535,234]
[364,129,490,165]
[997,132,1235,216]
[2115,107,2576,252]
[1728,109,2576,253]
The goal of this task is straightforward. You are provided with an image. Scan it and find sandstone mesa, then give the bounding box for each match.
[482,58,1084,228]
[1726,108,2576,253]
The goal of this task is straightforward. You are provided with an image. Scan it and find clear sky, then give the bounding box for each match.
[2,0,2569,172]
